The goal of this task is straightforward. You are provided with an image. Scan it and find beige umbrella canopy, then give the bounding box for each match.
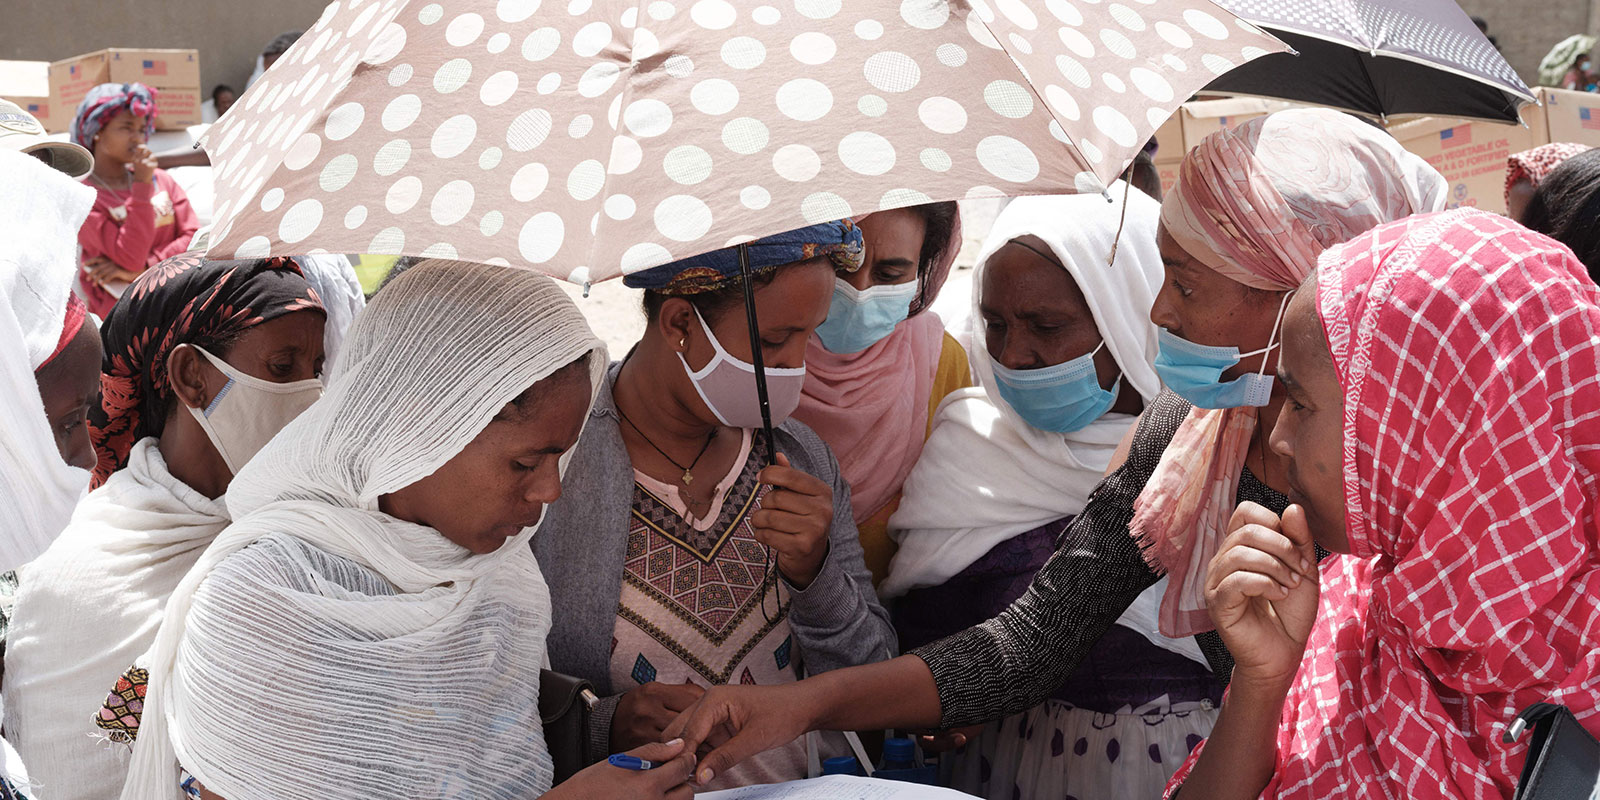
[202,0,1284,284]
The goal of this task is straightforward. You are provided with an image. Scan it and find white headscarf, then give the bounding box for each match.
[292,254,366,371]
[885,186,1205,663]
[883,185,1164,597]
[0,149,97,569]
[121,260,607,800]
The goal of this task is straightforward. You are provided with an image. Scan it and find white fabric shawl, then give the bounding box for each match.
[120,260,607,800]
[292,254,366,371]
[5,438,227,800]
[883,187,1205,664]
[0,149,97,569]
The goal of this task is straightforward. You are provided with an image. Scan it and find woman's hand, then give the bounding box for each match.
[753,453,832,588]
[1205,502,1321,685]
[83,256,140,286]
[916,723,986,753]
[131,144,158,184]
[663,683,816,786]
[612,682,706,752]
[542,739,697,800]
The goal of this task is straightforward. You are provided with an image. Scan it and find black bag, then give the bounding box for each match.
[540,669,600,785]
[1506,702,1600,800]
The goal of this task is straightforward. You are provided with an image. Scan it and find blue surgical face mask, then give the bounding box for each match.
[814,277,919,354]
[1153,291,1292,409]
[992,341,1120,433]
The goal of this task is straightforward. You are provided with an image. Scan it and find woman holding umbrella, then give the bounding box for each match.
[534,221,896,789]
[792,202,971,583]
[662,109,1449,787]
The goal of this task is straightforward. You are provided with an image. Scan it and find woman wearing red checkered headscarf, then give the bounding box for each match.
[1168,208,1600,798]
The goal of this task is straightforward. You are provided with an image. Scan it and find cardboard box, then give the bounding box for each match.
[47,48,200,132]
[1155,157,1182,196]
[0,60,53,130]
[1386,112,1538,215]
[1179,97,1302,149]
[1528,87,1600,147]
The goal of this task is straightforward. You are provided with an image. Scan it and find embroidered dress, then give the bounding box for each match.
[611,430,806,788]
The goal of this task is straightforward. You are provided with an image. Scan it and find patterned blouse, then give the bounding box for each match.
[610,430,812,788]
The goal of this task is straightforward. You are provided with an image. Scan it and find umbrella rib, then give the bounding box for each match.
[1250,22,1534,102]
[583,0,654,286]
[962,11,1095,183]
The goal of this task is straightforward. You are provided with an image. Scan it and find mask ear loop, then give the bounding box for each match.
[1254,289,1296,378]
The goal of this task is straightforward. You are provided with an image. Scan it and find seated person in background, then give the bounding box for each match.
[73,83,198,316]
[117,260,695,800]
[4,254,326,800]
[884,187,1219,799]
[247,31,303,88]
[0,150,102,558]
[200,84,235,123]
[535,222,896,789]
[792,202,970,583]
[1168,209,1600,798]
[1519,146,1600,285]
[1504,142,1591,222]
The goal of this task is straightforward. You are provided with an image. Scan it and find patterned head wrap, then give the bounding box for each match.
[37,294,87,371]
[70,83,158,151]
[1160,108,1447,291]
[88,253,324,486]
[1505,142,1592,203]
[1134,108,1449,639]
[622,220,863,295]
[1167,209,1600,799]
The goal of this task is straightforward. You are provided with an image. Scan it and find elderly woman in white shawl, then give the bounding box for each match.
[0,145,102,798]
[882,187,1221,800]
[117,260,698,800]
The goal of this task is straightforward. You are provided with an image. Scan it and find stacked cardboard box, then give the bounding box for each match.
[0,60,54,130]
[46,48,201,133]
[1385,88,1600,215]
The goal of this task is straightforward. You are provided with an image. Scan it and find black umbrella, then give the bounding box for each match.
[1205,0,1535,123]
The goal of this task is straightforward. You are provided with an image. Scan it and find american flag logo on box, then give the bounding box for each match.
[1440,125,1472,147]
[1581,107,1600,131]
[142,59,167,77]
[68,64,79,77]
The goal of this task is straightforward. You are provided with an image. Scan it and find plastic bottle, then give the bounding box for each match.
[875,737,938,785]
[821,756,860,776]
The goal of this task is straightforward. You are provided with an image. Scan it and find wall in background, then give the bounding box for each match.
[1457,0,1598,86]
[0,0,333,104]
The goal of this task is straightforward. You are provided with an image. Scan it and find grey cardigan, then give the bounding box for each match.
[534,362,897,764]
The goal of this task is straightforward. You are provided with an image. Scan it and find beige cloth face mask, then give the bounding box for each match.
[184,345,323,475]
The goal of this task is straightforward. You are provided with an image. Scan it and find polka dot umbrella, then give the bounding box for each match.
[199,0,1286,285]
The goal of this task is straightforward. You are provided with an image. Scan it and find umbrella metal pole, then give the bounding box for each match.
[738,244,777,468]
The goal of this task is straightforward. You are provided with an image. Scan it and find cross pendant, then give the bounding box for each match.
[683,470,694,485]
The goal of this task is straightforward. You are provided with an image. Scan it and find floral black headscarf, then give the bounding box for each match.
[88,253,323,485]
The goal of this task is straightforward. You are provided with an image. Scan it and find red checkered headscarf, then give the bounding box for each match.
[1168,209,1600,798]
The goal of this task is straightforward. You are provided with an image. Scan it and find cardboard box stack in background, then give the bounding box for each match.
[1385,88,1600,216]
[1150,97,1305,195]
[46,48,200,133]
[0,60,54,130]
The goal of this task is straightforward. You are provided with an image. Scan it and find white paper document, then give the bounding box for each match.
[696,775,978,799]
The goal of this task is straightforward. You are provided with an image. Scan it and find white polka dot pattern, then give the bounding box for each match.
[201,0,1283,282]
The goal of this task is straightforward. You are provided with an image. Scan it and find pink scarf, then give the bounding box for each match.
[793,207,962,523]
[1133,108,1447,637]
[1168,210,1600,799]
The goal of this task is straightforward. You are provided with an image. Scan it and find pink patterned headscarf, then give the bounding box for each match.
[1167,209,1600,799]
[1505,142,1592,203]
[1134,108,1447,637]
[1160,108,1448,290]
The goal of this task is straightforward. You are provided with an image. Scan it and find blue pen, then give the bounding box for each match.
[608,754,660,771]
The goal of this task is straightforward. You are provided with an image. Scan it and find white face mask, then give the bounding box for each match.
[184,345,323,476]
[676,305,807,429]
